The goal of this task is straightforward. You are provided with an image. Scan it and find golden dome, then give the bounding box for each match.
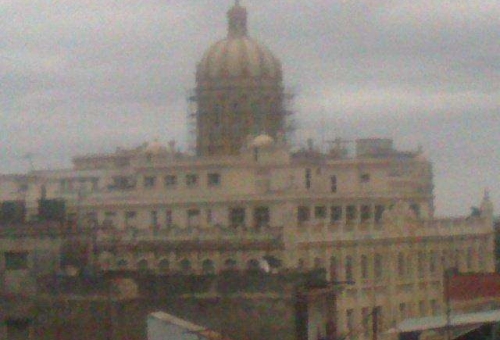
[251,134,275,148]
[196,2,282,81]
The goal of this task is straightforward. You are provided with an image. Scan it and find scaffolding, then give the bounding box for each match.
[186,86,297,155]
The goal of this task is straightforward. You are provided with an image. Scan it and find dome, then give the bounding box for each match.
[197,2,282,81]
[145,139,166,154]
[251,134,275,148]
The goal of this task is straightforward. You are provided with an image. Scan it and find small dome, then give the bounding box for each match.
[145,139,166,154]
[251,134,275,148]
[197,2,282,81]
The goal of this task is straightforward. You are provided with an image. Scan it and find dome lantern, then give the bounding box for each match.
[227,1,248,38]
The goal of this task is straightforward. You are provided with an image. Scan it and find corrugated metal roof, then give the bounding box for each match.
[149,311,232,340]
[391,309,500,333]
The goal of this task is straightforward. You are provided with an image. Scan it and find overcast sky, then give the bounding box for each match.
[1,0,498,216]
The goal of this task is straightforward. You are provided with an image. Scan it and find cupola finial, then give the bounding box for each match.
[227,1,247,38]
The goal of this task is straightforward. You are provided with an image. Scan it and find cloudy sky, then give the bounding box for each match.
[1,0,498,216]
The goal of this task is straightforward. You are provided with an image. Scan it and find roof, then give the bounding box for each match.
[449,273,500,301]
[149,311,232,340]
[391,309,500,333]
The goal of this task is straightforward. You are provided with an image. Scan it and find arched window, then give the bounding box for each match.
[179,259,191,273]
[224,258,238,271]
[202,259,215,274]
[117,259,128,269]
[361,255,368,279]
[345,256,353,282]
[374,254,383,279]
[247,259,260,271]
[158,259,170,273]
[137,259,149,271]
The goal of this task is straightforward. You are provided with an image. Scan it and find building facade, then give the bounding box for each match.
[0,2,496,340]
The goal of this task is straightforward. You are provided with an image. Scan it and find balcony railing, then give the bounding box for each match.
[96,224,284,243]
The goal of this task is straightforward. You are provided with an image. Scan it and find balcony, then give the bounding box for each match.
[96,224,284,245]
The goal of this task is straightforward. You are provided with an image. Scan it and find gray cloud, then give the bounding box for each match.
[0,0,498,216]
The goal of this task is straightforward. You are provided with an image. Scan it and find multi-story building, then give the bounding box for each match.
[0,2,495,339]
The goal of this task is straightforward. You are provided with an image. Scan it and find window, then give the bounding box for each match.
[345,256,353,282]
[399,303,407,320]
[165,175,177,188]
[6,318,31,340]
[361,255,368,279]
[314,206,327,219]
[224,259,237,271]
[330,175,337,193]
[330,256,337,279]
[346,205,357,222]
[206,209,213,224]
[374,306,383,332]
[398,252,405,278]
[410,203,420,218]
[374,254,383,279]
[419,301,426,316]
[417,251,425,278]
[346,309,354,334]
[429,251,436,274]
[5,252,28,270]
[297,206,310,223]
[253,206,270,228]
[207,173,221,186]
[362,307,370,336]
[91,178,99,191]
[137,259,149,271]
[466,247,473,270]
[305,168,311,189]
[430,300,439,315]
[158,259,170,272]
[375,205,385,223]
[361,205,371,221]
[144,176,156,188]
[360,173,371,183]
[150,210,158,226]
[202,259,215,274]
[187,209,200,227]
[229,207,245,227]
[179,259,191,272]
[330,206,342,223]
[125,211,136,226]
[166,210,173,227]
[186,174,198,187]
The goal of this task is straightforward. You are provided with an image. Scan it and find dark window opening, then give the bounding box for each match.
[361,205,371,221]
[346,205,357,222]
[360,173,370,183]
[315,206,327,219]
[253,206,270,229]
[207,173,221,186]
[165,175,177,188]
[305,169,311,189]
[186,174,198,187]
[297,206,310,224]
[330,206,342,223]
[375,205,385,223]
[330,175,337,193]
[5,252,28,270]
[229,207,245,227]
